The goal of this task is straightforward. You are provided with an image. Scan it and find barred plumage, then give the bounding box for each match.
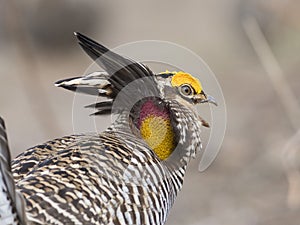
[1,32,217,225]
[0,117,27,225]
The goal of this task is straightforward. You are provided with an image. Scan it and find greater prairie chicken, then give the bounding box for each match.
[0,33,217,225]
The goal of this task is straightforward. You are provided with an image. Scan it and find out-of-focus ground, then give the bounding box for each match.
[1,0,300,224]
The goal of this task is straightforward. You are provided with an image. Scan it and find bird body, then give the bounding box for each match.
[0,33,217,224]
[12,132,177,224]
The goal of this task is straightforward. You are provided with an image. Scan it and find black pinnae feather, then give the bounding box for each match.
[56,33,160,116]
[85,101,113,109]
[85,101,113,116]
[74,32,156,93]
[89,109,112,116]
[58,85,100,96]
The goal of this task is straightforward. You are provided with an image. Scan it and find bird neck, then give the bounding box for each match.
[137,99,176,160]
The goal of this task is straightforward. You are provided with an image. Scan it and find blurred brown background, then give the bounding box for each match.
[1,0,300,224]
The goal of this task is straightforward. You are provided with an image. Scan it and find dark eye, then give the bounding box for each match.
[180,84,193,96]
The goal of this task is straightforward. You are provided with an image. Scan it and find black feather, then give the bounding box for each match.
[57,85,100,96]
[85,101,113,109]
[89,109,112,116]
[74,32,156,93]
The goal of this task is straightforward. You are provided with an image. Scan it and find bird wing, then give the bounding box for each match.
[12,134,84,183]
[0,117,27,225]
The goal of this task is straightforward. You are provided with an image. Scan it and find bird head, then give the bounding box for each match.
[155,70,217,107]
[55,33,217,163]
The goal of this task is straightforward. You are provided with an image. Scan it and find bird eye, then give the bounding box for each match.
[180,84,194,96]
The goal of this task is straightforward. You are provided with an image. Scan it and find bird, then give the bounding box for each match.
[0,32,217,225]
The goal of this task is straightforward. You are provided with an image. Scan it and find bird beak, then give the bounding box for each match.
[194,92,218,106]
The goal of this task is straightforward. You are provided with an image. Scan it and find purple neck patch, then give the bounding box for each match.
[137,100,170,128]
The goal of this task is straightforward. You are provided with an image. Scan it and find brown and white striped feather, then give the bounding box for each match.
[12,128,184,225]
